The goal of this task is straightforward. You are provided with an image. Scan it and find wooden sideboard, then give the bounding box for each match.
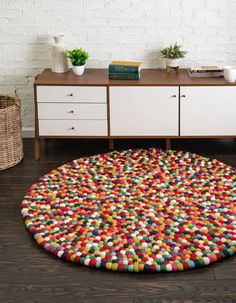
[34,68,236,160]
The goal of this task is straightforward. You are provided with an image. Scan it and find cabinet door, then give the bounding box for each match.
[180,87,236,136]
[110,86,179,136]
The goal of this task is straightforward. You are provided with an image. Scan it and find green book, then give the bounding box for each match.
[109,65,140,74]
[109,72,140,80]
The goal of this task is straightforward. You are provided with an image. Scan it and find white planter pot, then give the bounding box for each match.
[224,66,236,83]
[72,65,85,76]
[166,58,181,68]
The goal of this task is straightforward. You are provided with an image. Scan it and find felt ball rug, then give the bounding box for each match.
[21,148,236,272]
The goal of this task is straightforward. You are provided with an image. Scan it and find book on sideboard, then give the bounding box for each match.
[109,61,142,74]
[188,65,223,78]
[188,70,223,78]
[109,72,140,80]
[190,65,223,72]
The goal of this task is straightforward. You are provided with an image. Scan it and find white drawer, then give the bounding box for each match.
[39,120,108,136]
[37,86,107,103]
[38,103,107,120]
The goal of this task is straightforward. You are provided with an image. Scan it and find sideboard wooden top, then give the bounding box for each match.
[35,68,236,86]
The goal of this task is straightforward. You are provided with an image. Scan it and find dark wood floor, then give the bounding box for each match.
[0,138,236,303]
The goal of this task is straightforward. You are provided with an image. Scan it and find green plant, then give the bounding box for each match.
[67,48,89,66]
[161,43,187,59]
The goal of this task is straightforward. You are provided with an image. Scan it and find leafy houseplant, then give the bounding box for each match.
[161,43,187,68]
[67,48,89,76]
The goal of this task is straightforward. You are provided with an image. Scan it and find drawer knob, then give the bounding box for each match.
[171,95,177,98]
[69,110,74,114]
[67,93,73,97]
[181,94,186,98]
[70,127,75,130]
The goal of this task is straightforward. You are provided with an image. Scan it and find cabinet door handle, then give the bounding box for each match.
[181,94,186,98]
[67,93,73,97]
[68,110,74,114]
[171,95,177,98]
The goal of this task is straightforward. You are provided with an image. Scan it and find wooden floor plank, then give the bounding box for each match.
[1,280,236,303]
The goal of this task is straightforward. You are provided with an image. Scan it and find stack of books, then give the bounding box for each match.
[109,61,142,80]
[188,66,223,78]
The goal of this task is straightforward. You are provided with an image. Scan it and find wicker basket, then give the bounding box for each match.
[0,92,24,170]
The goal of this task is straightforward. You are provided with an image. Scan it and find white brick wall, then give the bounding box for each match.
[0,0,236,132]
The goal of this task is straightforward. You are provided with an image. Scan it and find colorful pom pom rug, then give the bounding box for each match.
[21,148,236,272]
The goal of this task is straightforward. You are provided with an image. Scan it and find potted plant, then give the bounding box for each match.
[161,43,187,68]
[67,48,89,76]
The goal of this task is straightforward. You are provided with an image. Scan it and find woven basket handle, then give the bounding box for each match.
[15,89,21,107]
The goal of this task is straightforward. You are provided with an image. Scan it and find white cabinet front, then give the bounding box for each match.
[38,103,107,120]
[37,86,107,103]
[39,120,108,136]
[110,86,179,136]
[180,86,236,136]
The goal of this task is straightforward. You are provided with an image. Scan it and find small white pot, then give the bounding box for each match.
[72,65,85,76]
[166,58,181,68]
[224,66,236,83]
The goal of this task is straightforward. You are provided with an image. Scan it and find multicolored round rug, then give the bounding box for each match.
[21,148,236,272]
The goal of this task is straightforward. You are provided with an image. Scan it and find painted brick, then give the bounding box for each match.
[0,0,235,131]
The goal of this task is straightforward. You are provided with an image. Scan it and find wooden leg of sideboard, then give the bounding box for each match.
[34,138,40,160]
[166,138,171,150]
[108,139,114,150]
